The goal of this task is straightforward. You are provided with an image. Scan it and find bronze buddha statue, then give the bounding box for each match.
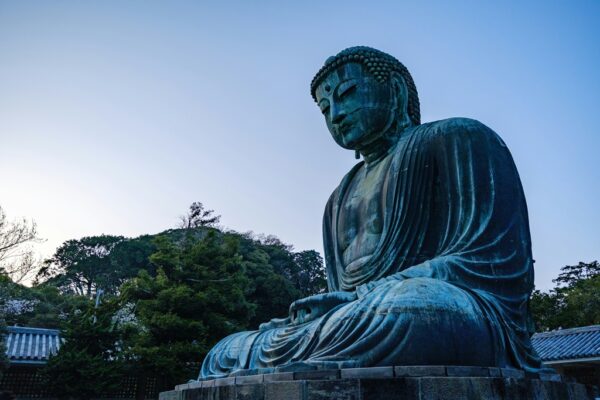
[199,46,544,378]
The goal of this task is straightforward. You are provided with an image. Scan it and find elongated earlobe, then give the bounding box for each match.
[391,74,411,129]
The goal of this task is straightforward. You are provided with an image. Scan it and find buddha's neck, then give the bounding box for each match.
[359,127,406,167]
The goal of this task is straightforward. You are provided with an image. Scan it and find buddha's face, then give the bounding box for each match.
[315,62,397,150]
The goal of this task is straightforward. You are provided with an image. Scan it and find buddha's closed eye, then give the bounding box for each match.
[336,81,357,98]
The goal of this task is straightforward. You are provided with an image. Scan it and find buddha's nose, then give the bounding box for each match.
[331,105,347,125]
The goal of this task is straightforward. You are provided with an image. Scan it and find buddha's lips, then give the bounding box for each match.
[334,122,352,135]
[334,108,363,136]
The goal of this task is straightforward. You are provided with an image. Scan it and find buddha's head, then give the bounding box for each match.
[311,46,420,152]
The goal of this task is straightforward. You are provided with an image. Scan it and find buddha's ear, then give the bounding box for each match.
[389,72,410,125]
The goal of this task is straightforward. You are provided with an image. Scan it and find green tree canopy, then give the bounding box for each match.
[120,230,255,385]
[36,235,157,298]
[26,207,328,391]
[530,260,600,331]
[37,235,126,297]
[0,280,88,329]
[40,298,125,399]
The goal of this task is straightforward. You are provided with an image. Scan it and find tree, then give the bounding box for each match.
[530,260,600,331]
[553,261,600,288]
[560,274,600,326]
[0,275,10,380]
[36,234,158,298]
[37,235,125,297]
[41,298,125,399]
[0,205,41,283]
[250,235,327,297]
[239,245,301,328]
[530,289,560,332]
[121,230,254,386]
[233,234,326,327]
[178,202,221,229]
[293,250,327,297]
[108,235,157,279]
[0,278,89,329]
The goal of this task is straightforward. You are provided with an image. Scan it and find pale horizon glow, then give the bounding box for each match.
[1,1,599,291]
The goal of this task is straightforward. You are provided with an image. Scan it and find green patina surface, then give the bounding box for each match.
[199,46,546,379]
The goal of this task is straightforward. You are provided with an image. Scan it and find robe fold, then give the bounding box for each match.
[199,117,544,379]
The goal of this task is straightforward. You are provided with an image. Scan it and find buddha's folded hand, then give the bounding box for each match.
[288,291,357,325]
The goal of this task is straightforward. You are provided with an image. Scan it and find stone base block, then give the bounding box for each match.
[161,366,599,400]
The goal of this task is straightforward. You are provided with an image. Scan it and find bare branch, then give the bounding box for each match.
[2,252,41,284]
[0,205,42,282]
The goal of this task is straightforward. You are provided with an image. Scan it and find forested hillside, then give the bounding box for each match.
[0,204,326,396]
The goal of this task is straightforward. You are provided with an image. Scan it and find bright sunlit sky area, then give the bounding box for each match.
[1,1,598,291]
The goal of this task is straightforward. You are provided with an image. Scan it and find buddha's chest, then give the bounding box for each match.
[337,159,391,253]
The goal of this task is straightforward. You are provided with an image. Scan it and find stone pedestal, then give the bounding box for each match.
[160,366,599,400]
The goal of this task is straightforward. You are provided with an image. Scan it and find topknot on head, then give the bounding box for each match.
[310,46,421,125]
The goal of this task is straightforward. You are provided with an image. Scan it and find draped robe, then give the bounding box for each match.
[199,118,544,379]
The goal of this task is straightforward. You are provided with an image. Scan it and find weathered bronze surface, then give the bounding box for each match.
[199,46,545,379]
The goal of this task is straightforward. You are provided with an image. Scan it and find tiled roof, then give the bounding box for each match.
[532,325,600,362]
[4,326,62,365]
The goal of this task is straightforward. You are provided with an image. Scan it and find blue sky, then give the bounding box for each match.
[0,1,598,290]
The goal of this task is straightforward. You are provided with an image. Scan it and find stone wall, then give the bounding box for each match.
[160,366,599,400]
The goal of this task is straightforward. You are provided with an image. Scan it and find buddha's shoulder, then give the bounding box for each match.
[405,117,506,153]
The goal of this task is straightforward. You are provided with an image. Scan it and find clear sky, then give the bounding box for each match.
[1,1,598,291]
